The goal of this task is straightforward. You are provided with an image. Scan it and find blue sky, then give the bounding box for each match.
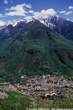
[0,0,73,26]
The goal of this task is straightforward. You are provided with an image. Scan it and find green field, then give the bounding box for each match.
[0,92,73,110]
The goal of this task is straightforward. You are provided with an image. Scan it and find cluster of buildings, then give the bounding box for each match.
[0,75,73,100]
[15,75,73,100]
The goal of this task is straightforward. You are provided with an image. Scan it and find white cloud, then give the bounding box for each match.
[58,6,73,16]
[22,8,57,24]
[0,14,4,17]
[29,10,34,14]
[59,10,66,14]
[68,6,73,9]
[65,11,73,15]
[41,9,57,17]
[4,0,8,4]
[0,20,6,26]
[2,6,57,25]
[29,8,57,20]
[23,3,32,9]
[5,3,32,16]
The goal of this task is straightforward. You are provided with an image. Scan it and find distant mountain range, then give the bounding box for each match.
[1,16,73,41]
[38,16,73,41]
[0,16,73,83]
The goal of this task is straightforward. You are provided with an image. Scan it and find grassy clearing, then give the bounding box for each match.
[0,92,73,110]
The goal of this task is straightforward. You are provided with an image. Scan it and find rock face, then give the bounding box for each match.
[15,75,73,100]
